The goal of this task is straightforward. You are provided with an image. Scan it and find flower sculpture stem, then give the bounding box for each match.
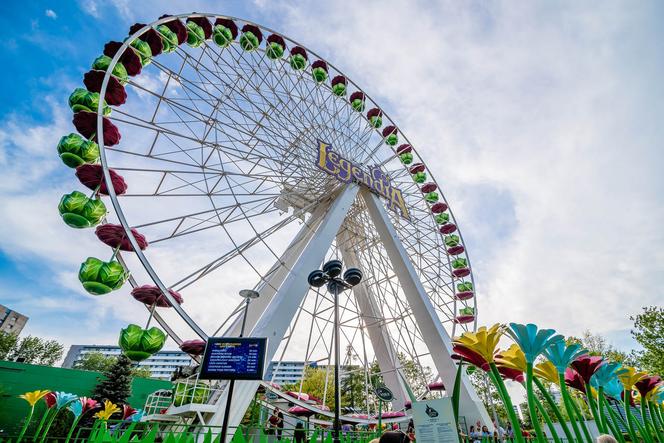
[16,406,36,443]
[532,393,561,443]
[33,408,55,442]
[624,389,649,443]
[641,396,660,443]
[526,363,546,443]
[452,359,464,426]
[489,363,525,443]
[602,398,627,443]
[533,377,574,443]
[559,373,591,443]
[587,385,605,434]
[649,401,664,443]
[38,409,63,442]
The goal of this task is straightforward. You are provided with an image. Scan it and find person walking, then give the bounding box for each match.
[293,422,306,443]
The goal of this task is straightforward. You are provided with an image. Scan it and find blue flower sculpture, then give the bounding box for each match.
[507,323,564,363]
[542,341,587,373]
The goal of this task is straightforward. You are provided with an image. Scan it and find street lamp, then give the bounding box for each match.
[308,260,363,443]
[220,289,260,443]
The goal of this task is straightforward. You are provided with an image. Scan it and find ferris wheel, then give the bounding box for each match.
[56,12,489,431]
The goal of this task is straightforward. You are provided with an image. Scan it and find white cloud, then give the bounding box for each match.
[45,9,57,19]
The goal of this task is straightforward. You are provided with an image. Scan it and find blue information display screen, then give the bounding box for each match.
[199,337,268,380]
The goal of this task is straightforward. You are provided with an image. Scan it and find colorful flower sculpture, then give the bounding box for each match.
[75,164,127,195]
[58,191,106,228]
[311,60,328,83]
[366,108,383,128]
[119,324,167,361]
[331,75,347,96]
[290,46,308,70]
[265,34,286,59]
[65,397,99,443]
[94,400,121,421]
[507,323,564,443]
[69,88,111,116]
[454,324,524,442]
[79,257,129,295]
[57,133,100,168]
[38,392,78,443]
[16,390,50,443]
[213,18,238,48]
[239,24,262,51]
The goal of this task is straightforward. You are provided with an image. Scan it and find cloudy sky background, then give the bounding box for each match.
[1,0,662,361]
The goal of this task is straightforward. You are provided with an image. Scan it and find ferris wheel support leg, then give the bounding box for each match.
[361,190,491,427]
[337,230,409,410]
[221,194,336,338]
[205,184,359,442]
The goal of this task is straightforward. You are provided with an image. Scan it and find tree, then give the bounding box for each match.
[92,354,134,404]
[630,306,664,375]
[75,351,152,378]
[567,330,634,364]
[0,332,64,365]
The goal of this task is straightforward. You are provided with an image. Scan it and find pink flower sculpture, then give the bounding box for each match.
[498,366,525,383]
[564,367,586,392]
[96,224,148,251]
[634,375,662,398]
[131,285,183,307]
[45,392,57,408]
[570,355,605,385]
[452,346,490,371]
[122,404,137,420]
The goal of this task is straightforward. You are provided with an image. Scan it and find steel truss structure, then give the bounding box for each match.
[94,13,489,440]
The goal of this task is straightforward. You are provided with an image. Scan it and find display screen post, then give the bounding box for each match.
[199,337,268,380]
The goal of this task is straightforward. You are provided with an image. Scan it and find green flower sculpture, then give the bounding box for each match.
[435,212,450,224]
[68,88,111,116]
[173,382,209,406]
[91,55,128,84]
[58,191,106,228]
[186,21,206,48]
[57,133,99,168]
[130,38,153,65]
[79,257,128,295]
[119,324,167,361]
[157,24,179,53]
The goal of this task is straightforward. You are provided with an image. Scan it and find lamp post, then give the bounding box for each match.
[220,289,260,443]
[308,260,363,443]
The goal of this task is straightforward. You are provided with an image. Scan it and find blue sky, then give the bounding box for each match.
[0,0,662,359]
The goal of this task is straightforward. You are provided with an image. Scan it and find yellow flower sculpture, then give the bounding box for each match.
[18,390,50,407]
[453,323,505,366]
[534,361,560,385]
[94,400,120,420]
[618,366,647,389]
[495,344,527,372]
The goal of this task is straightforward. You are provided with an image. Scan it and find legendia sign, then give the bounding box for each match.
[316,141,410,220]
